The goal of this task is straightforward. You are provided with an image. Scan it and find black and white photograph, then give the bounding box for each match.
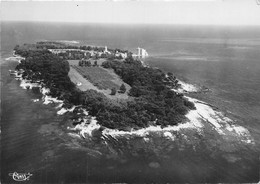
[1,0,260,183]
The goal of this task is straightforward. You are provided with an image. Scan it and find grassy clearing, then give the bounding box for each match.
[68,65,131,101]
[72,66,120,90]
[68,67,100,92]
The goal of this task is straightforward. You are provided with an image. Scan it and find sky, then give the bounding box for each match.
[1,0,260,25]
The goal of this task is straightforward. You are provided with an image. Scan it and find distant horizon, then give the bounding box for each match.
[1,1,260,26]
[2,20,260,28]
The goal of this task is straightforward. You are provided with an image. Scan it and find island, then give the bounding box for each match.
[13,41,195,131]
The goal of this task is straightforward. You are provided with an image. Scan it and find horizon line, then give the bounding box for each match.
[2,20,260,27]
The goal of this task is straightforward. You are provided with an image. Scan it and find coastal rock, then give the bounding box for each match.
[223,154,241,163]
[148,161,160,168]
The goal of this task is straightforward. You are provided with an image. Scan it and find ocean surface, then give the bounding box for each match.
[1,21,260,183]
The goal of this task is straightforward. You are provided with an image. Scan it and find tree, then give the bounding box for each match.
[86,60,91,67]
[119,84,126,93]
[118,54,123,60]
[82,60,86,66]
[101,53,107,58]
[167,72,173,77]
[101,61,112,68]
[14,43,196,130]
[110,87,116,95]
[94,54,99,60]
[107,54,115,60]
[78,60,82,67]
[93,60,98,67]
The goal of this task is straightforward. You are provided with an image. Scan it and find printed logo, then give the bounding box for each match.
[9,172,33,181]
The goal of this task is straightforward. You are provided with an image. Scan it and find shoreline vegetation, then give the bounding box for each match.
[10,41,254,144]
[13,41,195,130]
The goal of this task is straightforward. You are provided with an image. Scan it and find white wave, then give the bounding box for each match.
[67,107,203,140]
[41,87,63,105]
[14,70,68,116]
[57,108,68,115]
[41,87,50,95]
[225,124,253,144]
[14,74,23,80]
[185,108,204,130]
[72,119,200,140]
[185,96,254,144]
[32,99,40,102]
[67,95,254,145]
[42,95,63,105]
[68,117,100,138]
[13,63,253,145]
[67,132,81,139]
[5,56,25,63]
[40,87,64,107]
[144,137,150,142]
[163,132,175,140]
[57,106,76,115]
[176,81,199,93]
[20,80,40,89]
[187,97,225,134]
[14,73,76,118]
[17,78,64,106]
[5,57,18,61]
[56,103,64,109]
[19,80,63,106]
[6,52,25,63]
[82,109,89,116]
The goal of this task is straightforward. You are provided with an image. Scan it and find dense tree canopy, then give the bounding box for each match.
[14,43,195,130]
[100,57,196,127]
[15,48,76,102]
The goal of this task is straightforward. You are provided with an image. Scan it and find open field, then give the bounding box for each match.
[68,65,131,101]
[73,66,119,90]
[68,67,100,92]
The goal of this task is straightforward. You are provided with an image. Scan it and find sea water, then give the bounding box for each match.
[1,21,260,183]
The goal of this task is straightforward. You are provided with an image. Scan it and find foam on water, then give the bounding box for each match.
[66,96,254,145]
[68,117,100,138]
[13,65,254,145]
[177,81,199,93]
[173,82,254,144]
[15,72,65,110]
[5,56,25,63]
[57,106,76,115]
[56,103,64,109]
[20,80,40,89]
[67,106,203,140]
[40,87,64,105]
[186,96,254,144]
[67,132,81,139]
[42,95,63,105]
[41,88,50,95]
[57,108,68,115]
[163,132,175,140]
[17,76,80,116]
[5,52,25,63]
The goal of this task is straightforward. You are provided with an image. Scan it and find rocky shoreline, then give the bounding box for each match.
[9,57,254,145]
[7,47,254,146]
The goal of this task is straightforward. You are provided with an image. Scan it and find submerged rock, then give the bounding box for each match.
[148,161,160,168]
[223,154,241,163]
